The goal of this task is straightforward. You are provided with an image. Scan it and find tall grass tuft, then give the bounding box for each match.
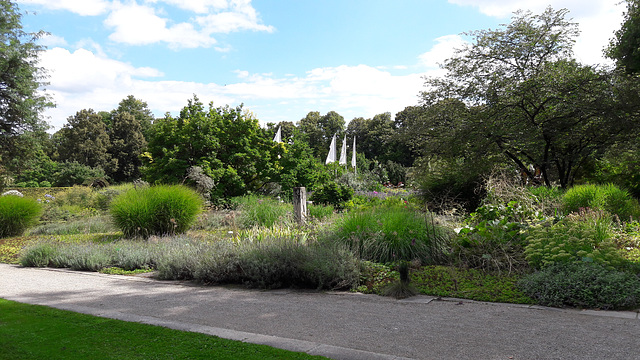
[330,204,451,263]
[110,185,203,238]
[0,195,42,238]
[233,195,292,228]
[563,183,640,220]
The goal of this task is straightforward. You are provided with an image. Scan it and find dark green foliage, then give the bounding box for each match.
[518,262,640,309]
[0,195,42,237]
[110,185,203,238]
[420,8,640,189]
[584,146,640,199]
[607,0,640,73]
[331,204,451,263]
[144,96,277,199]
[310,181,353,210]
[297,111,345,160]
[0,1,52,170]
[107,111,147,183]
[55,109,114,170]
[562,183,640,220]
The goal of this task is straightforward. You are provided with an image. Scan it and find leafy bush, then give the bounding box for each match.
[330,204,451,263]
[310,181,353,210]
[110,185,203,238]
[234,195,292,228]
[0,195,42,237]
[55,186,98,209]
[453,201,531,272]
[518,262,640,310]
[563,183,640,220]
[53,161,107,187]
[524,209,625,269]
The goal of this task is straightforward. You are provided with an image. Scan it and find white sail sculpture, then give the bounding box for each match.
[325,133,337,164]
[351,136,356,171]
[273,126,281,143]
[339,135,347,165]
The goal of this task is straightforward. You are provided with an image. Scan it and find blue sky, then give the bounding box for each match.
[16,0,625,132]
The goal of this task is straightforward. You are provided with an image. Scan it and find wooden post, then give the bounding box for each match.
[293,187,307,224]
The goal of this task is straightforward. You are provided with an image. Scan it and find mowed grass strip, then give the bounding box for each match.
[0,299,327,360]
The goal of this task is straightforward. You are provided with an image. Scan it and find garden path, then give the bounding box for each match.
[0,264,638,360]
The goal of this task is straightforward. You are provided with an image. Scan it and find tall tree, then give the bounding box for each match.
[607,0,640,74]
[144,96,277,198]
[56,109,113,171]
[112,95,155,139]
[297,111,345,159]
[108,111,146,182]
[0,1,53,177]
[421,7,640,188]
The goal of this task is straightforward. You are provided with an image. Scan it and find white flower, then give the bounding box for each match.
[2,190,24,197]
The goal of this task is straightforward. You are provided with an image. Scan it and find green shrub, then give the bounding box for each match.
[518,262,640,310]
[563,183,640,220]
[39,181,52,187]
[0,195,42,237]
[453,201,531,272]
[234,195,292,228]
[524,209,625,269]
[110,185,203,238]
[310,181,353,210]
[331,204,451,263]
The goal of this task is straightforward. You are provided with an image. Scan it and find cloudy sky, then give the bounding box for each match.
[16,0,625,132]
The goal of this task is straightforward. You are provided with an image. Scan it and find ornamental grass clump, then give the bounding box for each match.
[0,195,42,238]
[562,183,640,220]
[110,185,203,238]
[233,195,292,228]
[332,204,451,263]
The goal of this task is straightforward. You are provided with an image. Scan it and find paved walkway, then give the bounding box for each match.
[0,263,638,360]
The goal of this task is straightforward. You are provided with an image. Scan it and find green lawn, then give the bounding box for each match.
[0,299,326,360]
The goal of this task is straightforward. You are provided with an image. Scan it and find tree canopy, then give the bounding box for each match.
[420,7,640,188]
[608,0,640,74]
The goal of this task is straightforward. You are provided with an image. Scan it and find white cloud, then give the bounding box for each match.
[418,34,468,69]
[38,47,426,131]
[448,0,625,66]
[104,2,218,49]
[39,34,68,47]
[145,0,229,14]
[447,0,605,18]
[17,0,111,16]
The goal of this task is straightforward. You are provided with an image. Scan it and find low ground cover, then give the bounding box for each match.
[0,299,326,360]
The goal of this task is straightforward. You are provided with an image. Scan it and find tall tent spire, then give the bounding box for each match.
[273,126,281,143]
[351,136,356,171]
[339,135,347,165]
[325,133,337,164]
